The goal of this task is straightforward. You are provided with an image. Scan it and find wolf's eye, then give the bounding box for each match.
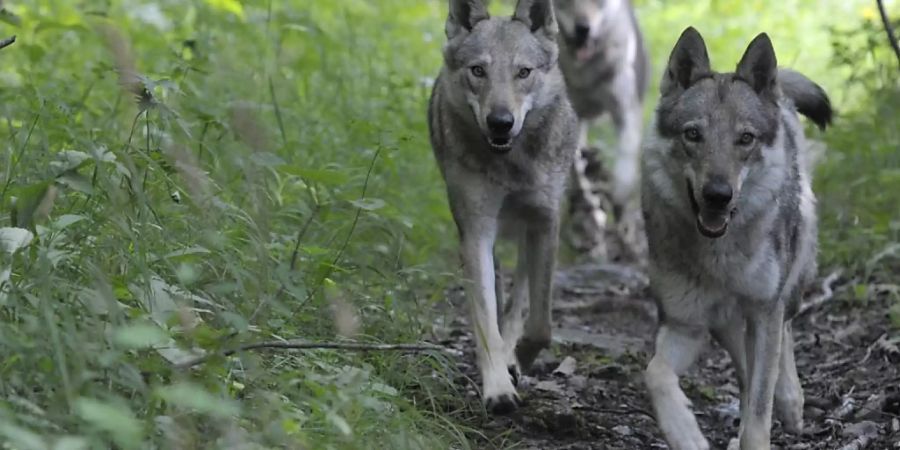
[517,68,533,79]
[470,66,486,78]
[683,127,702,143]
[738,132,756,145]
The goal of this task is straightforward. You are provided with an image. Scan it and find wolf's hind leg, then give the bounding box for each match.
[713,319,749,426]
[645,324,710,450]
[567,120,608,260]
[774,320,804,433]
[515,217,559,370]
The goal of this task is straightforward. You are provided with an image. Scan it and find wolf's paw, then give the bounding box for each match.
[775,393,804,434]
[516,335,550,371]
[508,364,521,387]
[485,392,522,415]
[482,365,521,415]
[659,413,709,450]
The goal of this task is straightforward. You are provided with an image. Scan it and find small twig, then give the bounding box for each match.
[289,205,320,271]
[576,405,656,420]
[0,35,14,50]
[859,332,898,364]
[303,148,382,305]
[797,270,843,317]
[247,205,322,324]
[268,75,287,145]
[175,339,451,369]
[877,0,900,69]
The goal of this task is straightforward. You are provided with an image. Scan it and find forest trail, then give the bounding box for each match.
[437,263,900,449]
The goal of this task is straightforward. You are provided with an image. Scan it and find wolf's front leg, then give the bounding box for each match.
[739,303,785,449]
[515,216,559,370]
[645,324,710,450]
[460,220,519,414]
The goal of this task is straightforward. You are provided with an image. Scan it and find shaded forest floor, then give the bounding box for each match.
[435,263,900,449]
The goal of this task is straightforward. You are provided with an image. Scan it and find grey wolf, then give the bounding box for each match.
[641,27,832,449]
[554,0,650,259]
[428,0,578,414]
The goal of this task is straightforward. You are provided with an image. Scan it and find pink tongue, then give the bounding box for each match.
[576,47,592,62]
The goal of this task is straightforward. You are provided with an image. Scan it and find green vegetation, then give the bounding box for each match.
[0,0,896,448]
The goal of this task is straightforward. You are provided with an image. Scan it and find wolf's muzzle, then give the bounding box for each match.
[573,22,590,48]
[687,178,735,238]
[486,109,515,153]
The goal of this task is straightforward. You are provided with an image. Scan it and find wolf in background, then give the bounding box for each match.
[554,0,650,260]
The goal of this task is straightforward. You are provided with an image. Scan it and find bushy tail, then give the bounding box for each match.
[778,69,833,130]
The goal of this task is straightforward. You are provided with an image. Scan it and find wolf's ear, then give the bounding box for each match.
[446,0,490,40]
[661,27,711,95]
[513,0,558,37]
[736,33,778,94]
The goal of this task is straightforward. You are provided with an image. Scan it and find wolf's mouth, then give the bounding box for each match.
[488,136,513,153]
[686,179,734,239]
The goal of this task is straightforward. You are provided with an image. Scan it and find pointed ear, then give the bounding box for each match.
[660,27,711,95]
[513,0,558,37]
[736,33,778,94]
[446,0,490,40]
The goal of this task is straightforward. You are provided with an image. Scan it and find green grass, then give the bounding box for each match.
[0,0,897,448]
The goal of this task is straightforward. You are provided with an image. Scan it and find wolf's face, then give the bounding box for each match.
[554,0,621,61]
[656,28,782,238]
[443,0,559,153]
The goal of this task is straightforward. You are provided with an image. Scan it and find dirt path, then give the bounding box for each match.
[437,264,900,449]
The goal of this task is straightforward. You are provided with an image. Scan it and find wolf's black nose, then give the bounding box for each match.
[487,110,515,134]
[702,179,733,209]
[574,22,590,46]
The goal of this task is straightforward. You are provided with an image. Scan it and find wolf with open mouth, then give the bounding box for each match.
[641,27,832,450]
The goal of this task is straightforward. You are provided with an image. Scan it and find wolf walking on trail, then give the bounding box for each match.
[641,27,832,450]
[428,0,579,414]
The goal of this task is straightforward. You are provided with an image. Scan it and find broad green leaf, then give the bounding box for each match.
[156,382,239,418]
[349,198,385,211]
[155,344,204,366]
[250,152,286,167]
[132,277,179,327]
[282,167,350,186]
[0,268,11,304]
[156,246,212,262]
[50,150,93,174]
[327,411,352,436]
[0,227,34,254]
[73,398,143,448]
[0,423,46,450]
[52,436,89,450]
[204,0,245,19]
[9,181,55,228]
[56,171,94,195]
[52,214,87,230]
[113,323,169,349]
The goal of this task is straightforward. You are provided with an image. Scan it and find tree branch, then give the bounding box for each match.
[877,0,900,69]
[0,35,14,51]
[175,339,452,370]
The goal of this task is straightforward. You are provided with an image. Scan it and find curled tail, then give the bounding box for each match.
[778,69,833,130]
